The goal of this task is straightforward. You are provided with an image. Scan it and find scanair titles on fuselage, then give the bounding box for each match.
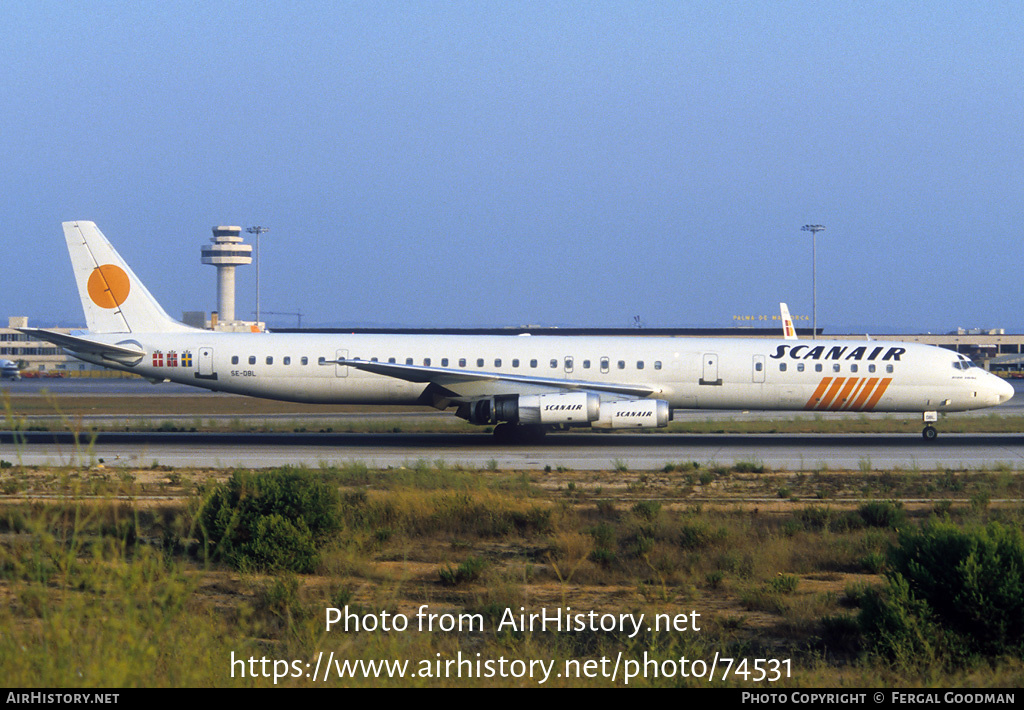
[23,221,1014,441]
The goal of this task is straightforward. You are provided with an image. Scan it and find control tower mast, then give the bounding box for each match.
[200,226,252,323]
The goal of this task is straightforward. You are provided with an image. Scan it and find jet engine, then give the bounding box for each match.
[593,399,671,428]
[462,392,670,429]
[463,392,601,425]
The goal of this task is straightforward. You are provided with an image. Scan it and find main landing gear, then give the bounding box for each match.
[922,411,938,441]
[492,423,547,444]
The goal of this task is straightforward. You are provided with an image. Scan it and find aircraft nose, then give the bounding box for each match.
[995,376,1015,404]
[991,370,1015,403]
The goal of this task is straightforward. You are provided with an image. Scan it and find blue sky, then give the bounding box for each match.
[3,2,1022,333]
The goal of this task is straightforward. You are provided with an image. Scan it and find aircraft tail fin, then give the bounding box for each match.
[780,302,797,340]
[63,221,196,334]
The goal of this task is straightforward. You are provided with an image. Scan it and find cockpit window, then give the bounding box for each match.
[953,358,978,370]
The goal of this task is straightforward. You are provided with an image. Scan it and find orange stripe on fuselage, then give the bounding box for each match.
[862,377,892,411]
[829,378,861,410]
[818,378,848,409]
[805,376,894,412]
[849,378,880,411]
[805,377,833,409]
[843,378,870,410]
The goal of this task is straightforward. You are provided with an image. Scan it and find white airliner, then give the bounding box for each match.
[22,221,1014,441]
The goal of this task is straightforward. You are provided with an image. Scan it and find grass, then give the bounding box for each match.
[1,460,1022,687]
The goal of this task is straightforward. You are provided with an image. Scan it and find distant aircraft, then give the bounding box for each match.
[780,303,797,340]
[0,359,20,380]
[22,221,1014,441]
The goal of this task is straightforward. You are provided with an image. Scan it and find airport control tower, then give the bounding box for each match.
[201,226,252,323]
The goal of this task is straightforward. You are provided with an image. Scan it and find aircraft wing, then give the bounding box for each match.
[326,358,658,400]
[19,328,145,364]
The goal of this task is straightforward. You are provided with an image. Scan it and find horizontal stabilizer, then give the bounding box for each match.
[20,328,145,364]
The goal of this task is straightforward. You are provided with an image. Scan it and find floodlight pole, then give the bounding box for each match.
[801,224,825,339]
[247,226,269,325]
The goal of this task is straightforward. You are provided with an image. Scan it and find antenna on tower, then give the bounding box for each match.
[247,226,270,325]
[801,224,826,339]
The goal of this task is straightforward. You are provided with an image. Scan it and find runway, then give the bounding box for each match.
[4,430,1024,471]
[5,378,1024,471]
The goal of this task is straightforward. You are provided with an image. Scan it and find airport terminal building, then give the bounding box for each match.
[1,317,116,377]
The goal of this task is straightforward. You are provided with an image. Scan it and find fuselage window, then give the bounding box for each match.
[441,358,449,367]
[601,357,610,373]
[388,357,396,364]
[550,359,558,369]
[868,364,875,373]
[618,360,626,370]
[406,357,414,365]
[850,364,858,373]
[231,356,239,365]
[833,363,840,373]
[266,356,273,365]
[423,358,431,366]
[797,362,805,372]
[565,357,573,371]
[494,359,502,368]
[654,361,662,370]
[583,359,591,369]
[459,358,467,367]
[815,364,823,373]
[248,356,256,365]
[637,361,644,370]
[530,359,538,368]
[301,357,309,365]
[512,359,520,368]
[283,356,291,365]
[370,357,378,362]
[477,358,484,368]
[886,364,894,373]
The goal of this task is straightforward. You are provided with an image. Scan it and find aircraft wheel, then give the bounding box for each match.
[922,425,938,441]
[519,425,547,444]
[492,423,546,444]
[493,422,515,442]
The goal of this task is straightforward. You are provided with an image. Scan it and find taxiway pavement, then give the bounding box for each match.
[5,430,1024,471]
[5,379,1024,471]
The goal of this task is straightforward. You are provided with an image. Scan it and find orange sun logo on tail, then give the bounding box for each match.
[87,264,131,309]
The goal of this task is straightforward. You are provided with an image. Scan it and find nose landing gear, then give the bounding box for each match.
[922,411,938,441]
